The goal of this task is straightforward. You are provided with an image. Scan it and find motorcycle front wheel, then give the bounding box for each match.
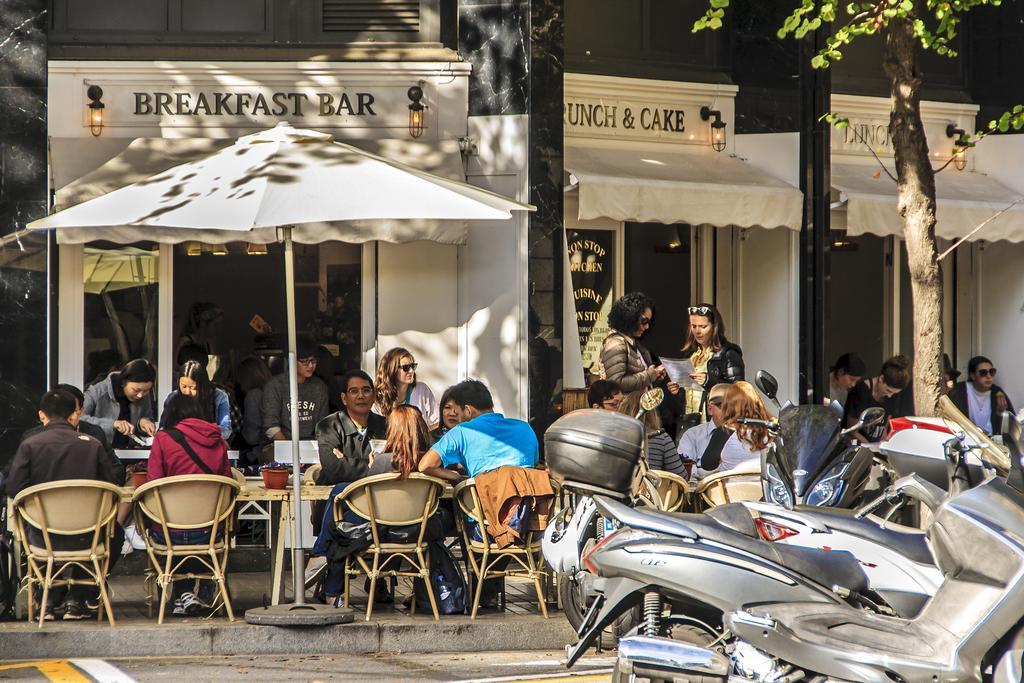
[557,572,589,631]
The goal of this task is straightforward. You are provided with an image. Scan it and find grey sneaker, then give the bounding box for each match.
[172,592,193,617]
[304,556,328,589]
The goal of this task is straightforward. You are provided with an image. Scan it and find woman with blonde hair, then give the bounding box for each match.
[617,391,687,477]
[692,381,770,480]
[679,303,745,421]
[369,405,432,478]
[373,347,440,429]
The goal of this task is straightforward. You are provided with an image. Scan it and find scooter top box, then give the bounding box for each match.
[545,409,645,498]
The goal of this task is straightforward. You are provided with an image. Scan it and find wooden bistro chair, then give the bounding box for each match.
[12,479,122,627]
[649,469,691,513]
[132,474,241,624]
[696,461,764,510]
[452,478,550,619]
[334,472,446,621]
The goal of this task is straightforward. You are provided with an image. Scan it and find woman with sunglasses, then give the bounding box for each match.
[680,303,744,420]
[950,355,1015,436]
[373,347,440,430]
[599,292,667,393]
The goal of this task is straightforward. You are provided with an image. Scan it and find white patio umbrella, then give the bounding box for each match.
[29,122,533,623]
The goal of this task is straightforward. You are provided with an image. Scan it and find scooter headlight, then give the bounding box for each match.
[804,462,848,507]
[765,463,793,507]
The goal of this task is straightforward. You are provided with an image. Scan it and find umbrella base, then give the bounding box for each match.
[245,602,355,626]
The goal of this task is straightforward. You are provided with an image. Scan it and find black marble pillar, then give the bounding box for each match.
[0,0,48,465]
[527,0,563,433]
[460,0,529,116]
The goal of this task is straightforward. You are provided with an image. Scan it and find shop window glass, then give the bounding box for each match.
[566,228,617,381]
[625,223,691,362]
[826,232,885,374]
[83,243,159,386]
[171,240,360,404]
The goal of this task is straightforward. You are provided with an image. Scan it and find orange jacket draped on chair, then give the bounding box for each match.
[474,466,554,548]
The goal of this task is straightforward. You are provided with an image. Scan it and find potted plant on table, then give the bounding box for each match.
[129,462,149,489]
[260,462,291,490]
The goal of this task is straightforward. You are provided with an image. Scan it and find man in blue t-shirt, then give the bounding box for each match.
[418,380,538,481]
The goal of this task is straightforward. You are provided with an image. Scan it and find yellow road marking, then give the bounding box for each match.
[0,660,92,682]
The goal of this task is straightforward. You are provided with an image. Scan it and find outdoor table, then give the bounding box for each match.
[115,449,242,462]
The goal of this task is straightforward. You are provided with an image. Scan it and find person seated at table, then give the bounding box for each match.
[319,404,434,606]
[417,380,539,481]
[617,391,687,477]
[261,336,330,459]
[147,392,231,617]
[430,386,461,442]
[677,383,731,477]
[81,358,158,449]
[304,370,387,589]
[160,360,233,442]
[236,355,274,469]
[588,379,623,411]
[690,381,771,481]
[4,389,121,620]
[373,347,440,430]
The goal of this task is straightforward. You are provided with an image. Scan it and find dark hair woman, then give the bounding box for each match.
[599,292,668,394]
[160,360,233,441]
[81,358,158,448]
[679,303,744,420]
[430,386,461,442]
[373,347,439,429]
[843,354,911,442]
[147,391,230,617]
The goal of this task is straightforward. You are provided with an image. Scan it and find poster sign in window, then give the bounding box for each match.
[567,230,615,377]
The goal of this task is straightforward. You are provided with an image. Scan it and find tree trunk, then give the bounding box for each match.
[884,18,944,416]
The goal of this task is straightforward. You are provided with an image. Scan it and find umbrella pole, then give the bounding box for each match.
[283,226,306,606]
[245,227,353,626]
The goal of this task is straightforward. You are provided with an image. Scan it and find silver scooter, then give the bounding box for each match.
[584,398,1024,682]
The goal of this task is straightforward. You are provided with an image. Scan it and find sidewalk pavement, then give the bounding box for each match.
[0,572,576,660]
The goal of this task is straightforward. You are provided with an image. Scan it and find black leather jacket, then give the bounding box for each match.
[705,342,745,390]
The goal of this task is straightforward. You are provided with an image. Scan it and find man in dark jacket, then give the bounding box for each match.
[315,370,387,485]
[4,389,120,619]
[950,356,1015,436]
[18,384,126,486]
[306,369,386,594]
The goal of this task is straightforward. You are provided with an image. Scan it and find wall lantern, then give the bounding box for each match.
[87,85,105,137]
[700,106,727,152]
[946,124,968,171]
[407,85,427,139]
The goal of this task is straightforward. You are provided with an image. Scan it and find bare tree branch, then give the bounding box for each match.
[937,198,1024,261]
[843,124,899,182]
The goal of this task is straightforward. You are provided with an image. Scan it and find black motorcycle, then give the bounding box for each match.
[748,370,886,509]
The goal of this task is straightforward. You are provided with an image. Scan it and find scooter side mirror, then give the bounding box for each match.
[755,370,779,403]
[860,407,887,428]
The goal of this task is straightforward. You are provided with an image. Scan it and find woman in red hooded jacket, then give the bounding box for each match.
[147,392,231,616]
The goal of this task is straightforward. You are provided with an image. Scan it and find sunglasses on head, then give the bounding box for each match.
[688,305,713,316]
[976,367,997,378]
[399,362,418,373]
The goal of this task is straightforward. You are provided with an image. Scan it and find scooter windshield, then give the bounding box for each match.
[777,404,843,496]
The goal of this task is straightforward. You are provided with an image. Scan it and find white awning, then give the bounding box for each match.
[565,145,804,230]
[832,162,1024,243]
[49,136,471,245]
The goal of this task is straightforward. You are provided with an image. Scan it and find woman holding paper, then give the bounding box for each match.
[680,303,745,420]
[599,292,668,393]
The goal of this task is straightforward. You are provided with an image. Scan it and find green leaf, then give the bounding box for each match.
[1014,104,1023,114]
[811,54,826,69]
[709,16,723,29]
[710,0,730,7]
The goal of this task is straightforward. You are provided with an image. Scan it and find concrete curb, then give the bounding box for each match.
[0,616,576,659]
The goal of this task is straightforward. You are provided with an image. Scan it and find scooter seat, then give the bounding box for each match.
[669,512,869,595]
[793,506,934,566]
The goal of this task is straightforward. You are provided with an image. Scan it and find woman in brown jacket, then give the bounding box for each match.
[599,292,668,393]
